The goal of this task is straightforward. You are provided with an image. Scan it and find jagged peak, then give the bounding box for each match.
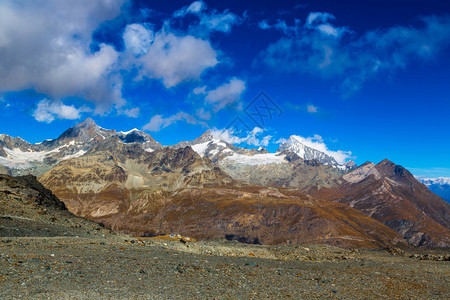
[75,118,101,129]
[0,134,27,142]
[277,134,340,166]
[360,161,375,167]
[378,158,394,165]
[195,130,214,142]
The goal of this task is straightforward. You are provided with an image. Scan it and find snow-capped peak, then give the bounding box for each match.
[277,135,341,167]
[417,177,450,186]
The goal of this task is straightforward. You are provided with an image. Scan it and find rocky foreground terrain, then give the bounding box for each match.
[1,235,449,299]
[1,173,449,299]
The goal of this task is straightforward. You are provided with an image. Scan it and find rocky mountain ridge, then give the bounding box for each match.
[1,119,449,248]
[0,174,108,237]
[0,118,162,176]
[312,159,450,247]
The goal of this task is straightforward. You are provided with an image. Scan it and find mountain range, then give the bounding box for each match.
[418,177,450,203]
[1,119,449,248]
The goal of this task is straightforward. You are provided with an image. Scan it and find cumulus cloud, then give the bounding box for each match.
[33,99,89,123]
[196,78,246,112]
[258,13,450,96]
[143,112,207,132]
[210,127,272,147]
[131,28,218,88]
[0,0,126,113]
[123,23,154,57]
[173,1,241,34]
[276,134,352,164]
[0,1,237,122]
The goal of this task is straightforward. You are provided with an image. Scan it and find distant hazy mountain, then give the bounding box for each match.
[418,177,450,203]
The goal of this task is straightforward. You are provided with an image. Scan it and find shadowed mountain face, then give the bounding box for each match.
[0,174,106,237]
[312,160,450,247]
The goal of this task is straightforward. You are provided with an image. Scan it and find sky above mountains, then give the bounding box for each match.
[0,0,449,177]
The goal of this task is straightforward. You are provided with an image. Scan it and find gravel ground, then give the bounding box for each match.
[0,236,449,299]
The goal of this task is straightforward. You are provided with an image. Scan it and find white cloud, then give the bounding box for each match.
[258,19,302,36]
[258,20,271,30]
[33,99,88,123]
[306,12,335,26]
[196,108,211,120]
[259,13,450,96]
[137,30,218,88]
[173,1,205,17]
[317,24,341,37]
[143,112,207,132]
[210,127,272,147]
[119,107,140,118]
[173,1,241,34]
[0,0,126,112]
[123,23,154,57]
[202,78,246,112]
[187,1,205,13]
[193,86,207,95]
[307,105,318,113]
[200,12,239,33]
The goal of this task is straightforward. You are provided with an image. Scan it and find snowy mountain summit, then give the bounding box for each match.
[277,135,341,167]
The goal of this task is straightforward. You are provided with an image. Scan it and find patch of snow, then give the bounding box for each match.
[191,141,211,157]
[209,149,219,156]
[215,141,226,148]
[4,147,60,162]
[120,128,140,135]
[35,139,53,145]
[61,150,86,161]
[222,153,287,166]
[0,156,31,169]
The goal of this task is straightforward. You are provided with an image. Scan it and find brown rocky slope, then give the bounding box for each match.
[39,140,405,248]
[311,159,450,247]
[0,174,107,237]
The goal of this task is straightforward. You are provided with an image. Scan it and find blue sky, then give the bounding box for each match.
[0,0,449,176]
